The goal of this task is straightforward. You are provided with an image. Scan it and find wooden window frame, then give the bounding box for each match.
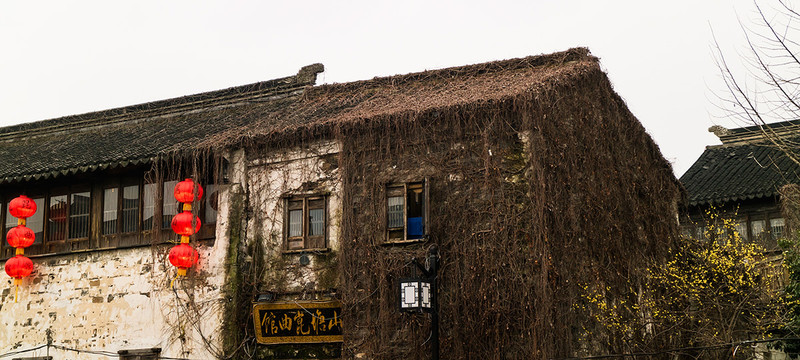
[67,188,92,240]
[384,180,429,244]
[46,184,92,253]
[119,180,142,235]
[159,178,217,241]
[161,179,180,231]
[2,194,47,256]
[100,178,149,248]
[283,194,328,252]
[741,211,783,250]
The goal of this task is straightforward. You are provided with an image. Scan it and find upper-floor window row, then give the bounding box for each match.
[1,177,220,257]
[680,213,785,250]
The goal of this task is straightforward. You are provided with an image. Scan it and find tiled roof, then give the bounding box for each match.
[0,64,323,183]
[680,143,800,206]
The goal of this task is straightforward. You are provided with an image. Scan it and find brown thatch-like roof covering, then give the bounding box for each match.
[0,48,605,183]
[199,47,599,148]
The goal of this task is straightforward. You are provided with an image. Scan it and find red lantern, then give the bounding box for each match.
[5,255,33,280]
[169,243,199,276]
[7,226,34,249]
[169,179,202,283]
[9,195,37,219]
[174,179,204,203]
[171,211,201,236]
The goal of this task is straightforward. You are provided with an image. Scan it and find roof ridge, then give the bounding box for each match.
[711,118,800,145]
[308,47,595,94]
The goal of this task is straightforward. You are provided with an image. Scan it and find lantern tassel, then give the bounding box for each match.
[170,273,178,289]
[14,279,20,303]
[170,268,188,289]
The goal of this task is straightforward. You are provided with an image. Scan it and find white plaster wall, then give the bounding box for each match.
[246,141,342,293]
[0,152,244,359]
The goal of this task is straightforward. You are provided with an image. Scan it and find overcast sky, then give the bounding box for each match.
[0,1,768,176]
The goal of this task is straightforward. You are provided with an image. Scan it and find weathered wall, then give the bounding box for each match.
[245,141,342,295]
[0,166,238,359]
[223,142,343,359]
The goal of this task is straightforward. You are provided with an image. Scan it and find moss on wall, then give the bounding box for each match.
[221,188,247,357]
[315,251,339,290]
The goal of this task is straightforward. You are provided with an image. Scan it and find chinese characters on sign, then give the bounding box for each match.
[253,301,343,344]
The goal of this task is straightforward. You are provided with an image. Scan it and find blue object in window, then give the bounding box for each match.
[407,217,423,239]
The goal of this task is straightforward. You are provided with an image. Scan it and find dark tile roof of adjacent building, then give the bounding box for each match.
[0,47,611,184]
[0,64,324,183]
[680,142,800,206]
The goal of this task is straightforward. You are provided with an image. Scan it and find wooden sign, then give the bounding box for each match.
[253,301,343,344]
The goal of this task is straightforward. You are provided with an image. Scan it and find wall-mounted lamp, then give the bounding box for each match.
[397,246,439,360]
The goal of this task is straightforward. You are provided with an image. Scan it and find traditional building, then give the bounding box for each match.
[679,121,800,249]
[0,48,680,359]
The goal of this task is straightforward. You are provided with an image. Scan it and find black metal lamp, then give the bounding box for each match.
[397,246,439,360]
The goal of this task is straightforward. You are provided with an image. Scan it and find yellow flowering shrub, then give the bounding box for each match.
[578,209,786,356]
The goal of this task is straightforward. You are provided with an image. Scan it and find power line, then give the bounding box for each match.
[0,343,200,360]
[0,345,46,359]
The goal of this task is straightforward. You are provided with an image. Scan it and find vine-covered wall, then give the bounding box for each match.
[217,50,680,359]
[245,141,342,295]
[332,67,680,359]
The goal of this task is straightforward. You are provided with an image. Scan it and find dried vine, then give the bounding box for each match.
[191,48,681,359]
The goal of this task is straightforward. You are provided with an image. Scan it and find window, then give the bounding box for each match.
[48,195,67,241]
[695,225,707,240]
[751,219,767,241]
[205,184,219,225]
[162,180,179,230]
[121,185,140,233]
[5,198,45,245]
[103,188,118,235]
[284,195,327,250]
[143,183,156,230]
[735,221,748,242]
[386,181,428,242]
[69,192,90,238]
[103,183,144,236]
[45,189,90,242]
[679,224,693,238]
[770,218,785,240]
